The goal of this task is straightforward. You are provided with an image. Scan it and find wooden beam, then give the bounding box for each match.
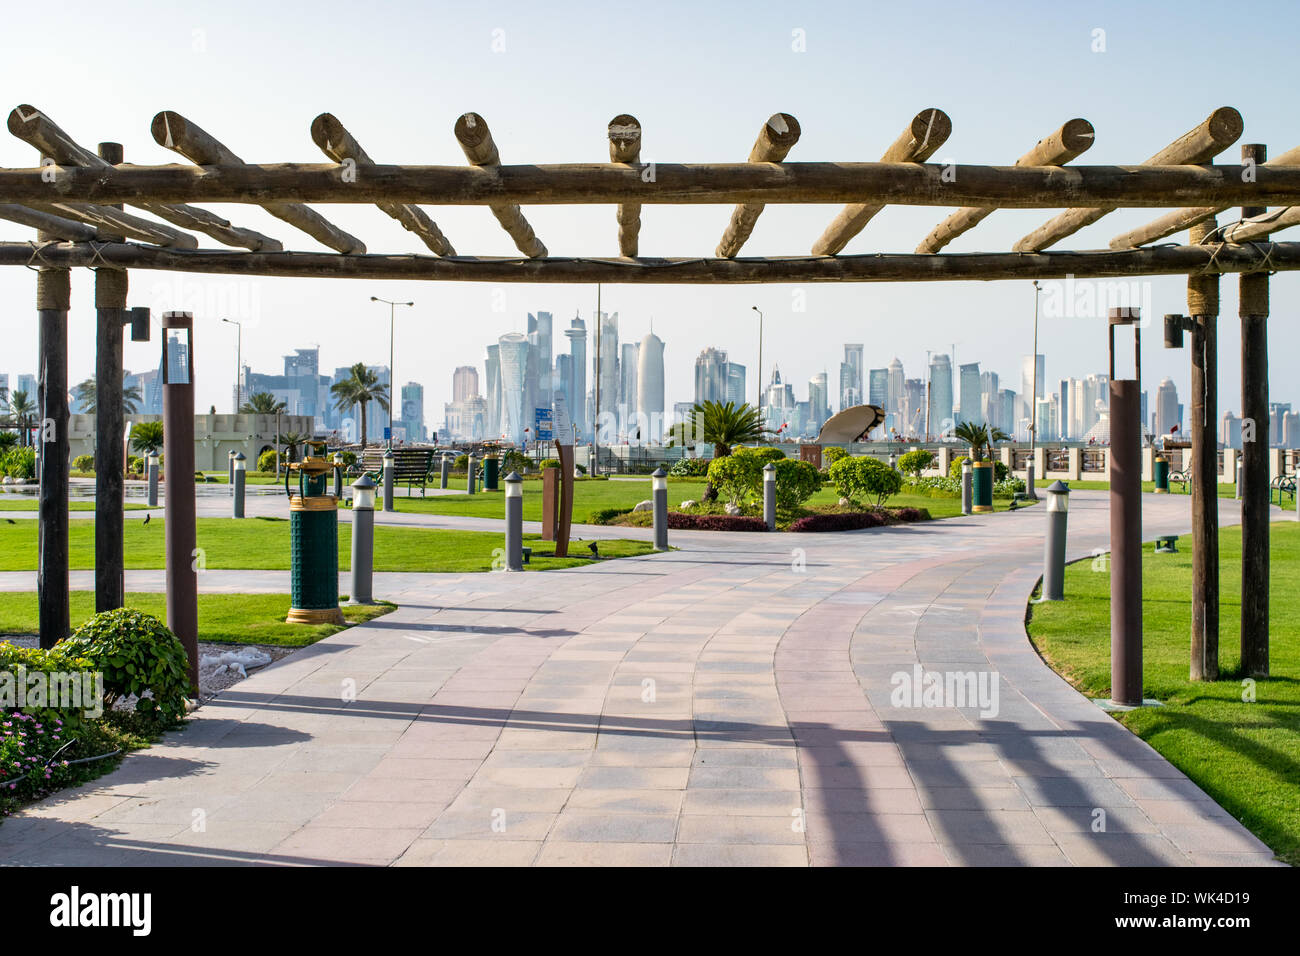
[454,112,546,257]
[7,159,1300,208]
[716,113,801,257]
[6,240,1300,284]
[812,108,952,256]
[608,114,642,256]
[310,112,454,255]
[30,201,198,248]
[151,111,365,253]
[0,203,99,240]
[1221,204,1300,242]
[7,105,280,251]
[1015,107,1243,253]
[1110,143,1300,249]
[916,119,1094,253]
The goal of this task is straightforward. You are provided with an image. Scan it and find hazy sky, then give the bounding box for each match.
[2,0,1297,423]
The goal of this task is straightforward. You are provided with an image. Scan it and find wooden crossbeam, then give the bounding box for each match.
[30,201,197,248]
[1222,206,1300,242]
[0,203,99,241]
[716,113,800,257]
[812,109,951,256]
[1015,107,1243,253]
[608,114,642,256]
[7,105,279,251]
[150,111,365,254]
[916,119,1094,253]
[4,239,1295,284]
[454,113,545,257]
[310,113,454,256]
[1109,143,1300,249]
[7,161,1300,209]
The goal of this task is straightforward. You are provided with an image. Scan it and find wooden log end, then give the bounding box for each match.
[1059,118,1096,155]
[1208,107,1245,148]
[310,113,346,158]
[7,104,41,138]
[150,111,186,150]
[762,113,801,150]
[455,112,491,151]
[910,108,952,153]
[608,114,642,163]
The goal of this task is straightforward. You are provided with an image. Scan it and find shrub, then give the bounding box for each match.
[707,453,760,506]
[668,457,709,477]
[339,450,358,468]
[897,449,935,476]
[774,458,821,510]
[891,506,931,522]
[72,454,95,474]
[127,455,144,475]
[830,455,903,507]
[2,447,36,479]
[995,477,1026,496]
[822,446,848,466]
[129,421,164,455]
[575,463,588,475]
[906,475,961,497]
[588,507,633,525]
[257,449,279,473]
[666,513,768,531]
[539,458,561,470]
[789,511,886,532]
[950,455,1009,482]
[0,642,97,732]
[454,453,469,471]
[0,431,18,451]
[61,609,192,723]
[500,450,529,474]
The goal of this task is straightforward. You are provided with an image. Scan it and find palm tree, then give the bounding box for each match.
[240,391,288,415]
[668,400,769,458]
[330,362,389,448]
[8,390,36,447]
[953,421,991,462]
[73,373,142,416]
[130,421,164,456]
[276,431,309,463]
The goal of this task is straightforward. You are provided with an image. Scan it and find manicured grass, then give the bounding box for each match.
[0,518,655,573]
[1026,521,1300,865]
[1062,479,1238,497]
[0,498,150,511]
[0,592,394,646]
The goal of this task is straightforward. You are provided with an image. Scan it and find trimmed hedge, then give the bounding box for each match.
[588,507,633,525]
[666,513,768,531]
[788,507,930,532]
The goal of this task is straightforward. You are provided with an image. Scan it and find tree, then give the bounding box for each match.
[240,391,287,415]
[897,448,935,477]
[830,455,903,508]
[8,390,36,447]
[0,431,17,451]
[953,421,991,461]
[130,421,164,455]
[73,373,142,416]
[276,431,308,463]
[330,362,389,448]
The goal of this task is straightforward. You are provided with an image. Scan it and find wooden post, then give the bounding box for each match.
[716,113,801,257]
[36,257,70,648]
[1187,218,1219,681]
[608,115,642,257]
[1239,143,1270,678]
[162,312,199,690]
[94,143,127,613]
[454,113,546,257]
[812,109,952,255]
[541,466,558,541]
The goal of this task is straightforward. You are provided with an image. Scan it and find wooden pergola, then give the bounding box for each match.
[2,102,1292,688]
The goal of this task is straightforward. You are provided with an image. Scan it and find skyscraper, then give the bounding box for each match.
[594,311,619,429]
[958,362,982,425]
[726,363,746,406]
[528,311,554,418]
[400,382,425,442]
[1021,353,1046,422]
[1155,378,1181,438]
[840,344,864,411]
[636,332,665,442]
[620,341,639,435]
[497,332,528,445]
[980,370,1000,432]
[484,345,501,438]
[808,371,829,432]
[927,354,952,437]
[452,366,479,403]
[886,358,904,431]
[694,347,730,404]
[564,316,587,438]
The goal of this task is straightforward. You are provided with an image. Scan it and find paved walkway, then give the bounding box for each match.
[0,491,1281,866]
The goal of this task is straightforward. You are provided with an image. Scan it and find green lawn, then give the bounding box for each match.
[0,592,394,646]
[0,518,656,573]
[0,499,150,512]
[1062,479,1238,497]
[1027,521,1300,865]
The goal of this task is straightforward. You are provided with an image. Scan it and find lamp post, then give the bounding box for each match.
[349,475,376,605]
[233,452,247,518]
[763,461,777,531]
[370,296,413,447]
[146,451,159,508]
[1027,281,1042,500]
[961,457,973,515]
[751,305,764,410]
[382,447,395,512]
[222,317,242,413]
[504,470,524,571]
[332,451,344,499]
[1042,480,1070,600]
[651,467,669,550]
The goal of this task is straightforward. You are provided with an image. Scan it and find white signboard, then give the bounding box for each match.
[553,395,573,446]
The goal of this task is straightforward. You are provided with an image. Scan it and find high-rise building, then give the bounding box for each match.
[1021,353,1046,423]
[564,316,587,438]
[1222,410,1242,449]
[694,347,730,404]
[528,311,554,419]
[902,378,926,437]
[1155,377,1181,439]
[958,362,982,424]
[0,373,8,400]
[840,344,864,411]
[726,363,747,406]
[620,341,639,435]
[808,371,829,432]
[636,332,665,442]
[452,366,479,403]
[594,311,619,427]
[886,358,905,433]
[980,370,1000,432]
[400,382,425,442]
[927,355,953,437]
[485,345,501,439]
[497,332,528,445]
[17,374,37,401]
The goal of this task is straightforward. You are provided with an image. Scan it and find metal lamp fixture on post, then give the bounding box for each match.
[1042,480,1070,601]
[232,452,247,518]
[504,470,524,571]
[222,317,242,413]
[763,462,777,531]
[651,467,668,550]
[1027,280,1042,500]
[382,447,395,513]
[370,296,413,447]
[349,475,377,605]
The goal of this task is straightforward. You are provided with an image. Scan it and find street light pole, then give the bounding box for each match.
[751,306,764,411]
[222,317,242,412]
[1027,281,1042,500]
[370,296,413,448]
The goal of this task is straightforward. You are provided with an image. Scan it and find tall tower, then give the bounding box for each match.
[564,315,587,438]
[636,332,665,442]
[497,332,529,445]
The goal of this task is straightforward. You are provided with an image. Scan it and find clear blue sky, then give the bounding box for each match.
[2,0,1297,421]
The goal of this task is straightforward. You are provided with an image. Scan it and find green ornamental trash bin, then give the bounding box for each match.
[484,455,500,491]
[1153,454,1169,493]
[972,460,994,513]
[286,448,344,625]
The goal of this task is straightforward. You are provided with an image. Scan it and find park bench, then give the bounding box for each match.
[358,447,436,497]
[1271,473,1296,506]
[1169,468,1191,494]
[1155,534,1179,553]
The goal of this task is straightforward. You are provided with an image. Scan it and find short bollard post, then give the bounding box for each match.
[147,451,159,507]
[763,462,777,531]
[652,467,668,550]
[504,470,523,571]
[961,458,973,515]
[232,452,247,518]
[382,447,395,513]
[1235,461,1243,500]
[467,453,477,495]
[349,475,376,604]
[227,449,235,491]
[440,452,450,489]
[1042,480,1070,600]
[332,452,344,499]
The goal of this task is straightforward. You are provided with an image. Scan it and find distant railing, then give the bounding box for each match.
[1082,450,1107,473]
[1012,449,1032,469]
[1046,448,1069,471]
